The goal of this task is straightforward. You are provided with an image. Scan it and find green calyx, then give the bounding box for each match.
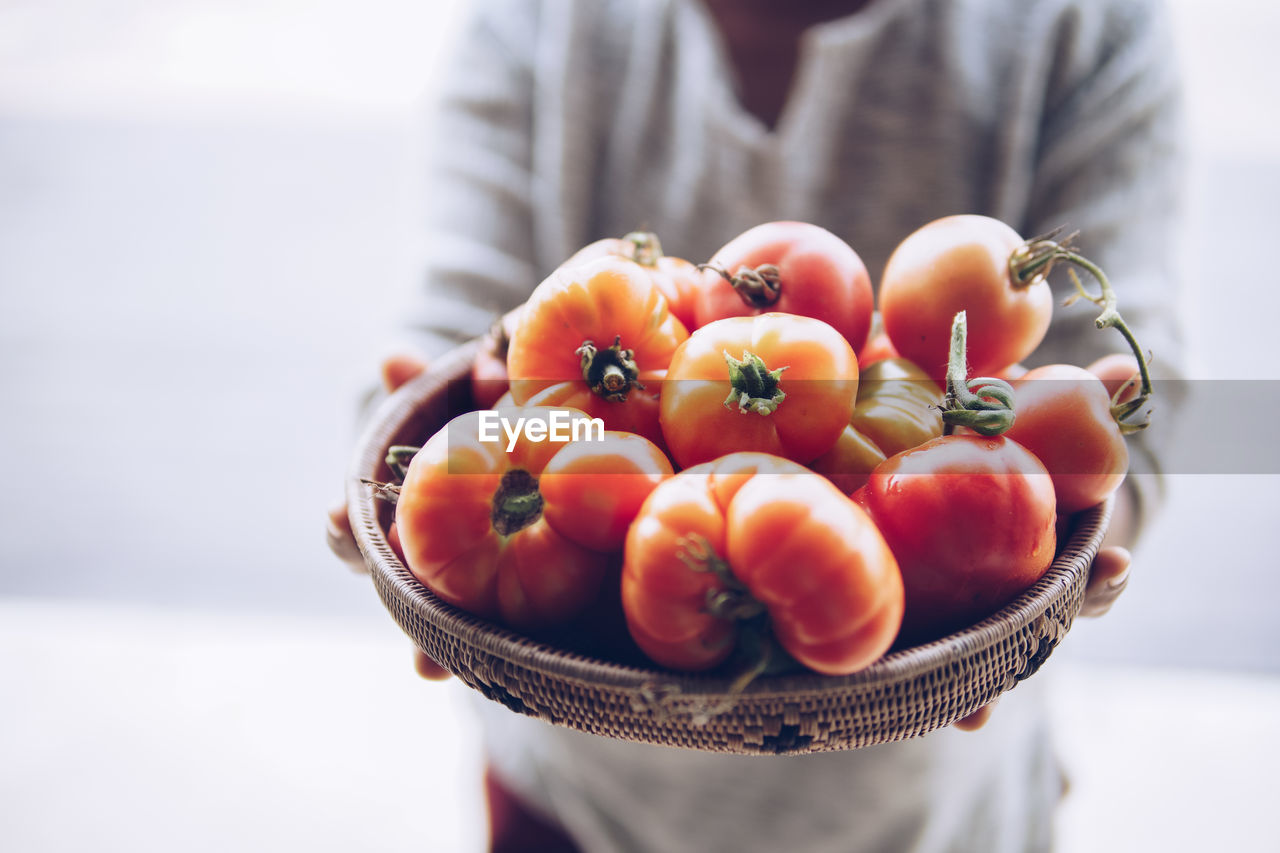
[723,350,788,415]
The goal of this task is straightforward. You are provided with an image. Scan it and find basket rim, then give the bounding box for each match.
[347,340,1111,700]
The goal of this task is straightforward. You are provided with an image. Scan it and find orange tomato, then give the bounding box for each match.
[622,452,903,675]
[395,406,670,629]
[507,256,688,446]
[659,313,859,468]
[879,215,1053,381]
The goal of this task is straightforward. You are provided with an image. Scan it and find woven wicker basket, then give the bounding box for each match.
[347,338,1111,755]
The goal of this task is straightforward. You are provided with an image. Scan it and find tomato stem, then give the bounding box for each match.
[490,469,544,536]
[361,478,402,505]
[622,231,663,267]
[940,311,1017,436]
[1060,260,1155,433]
[675,534,766,621]
[386,445,420,484]
[577,335,644,402]
[1013,234,1154,433]
[699,263,783,308]
[723,350,788,415]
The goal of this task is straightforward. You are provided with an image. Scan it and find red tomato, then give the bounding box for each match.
[856,434,1057,641]
[694,221,874,354]
[395,406,670,629]
[622,453,903,675]
[879,215,1053,381]
[506,256,688,445]
[471,311,518,410]
[1004,363,1129,514]
[659,313,859,469]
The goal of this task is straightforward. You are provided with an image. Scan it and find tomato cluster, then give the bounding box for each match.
[387,216,1150,681]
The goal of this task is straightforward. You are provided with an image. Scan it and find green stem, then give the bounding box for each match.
[939,311,1017,436]
[722,350,788,415]
[622,231,663,267]
[1012,235,1154,433]
[385,445,421,484]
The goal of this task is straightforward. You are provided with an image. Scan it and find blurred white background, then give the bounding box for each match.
[2,1,1278,851]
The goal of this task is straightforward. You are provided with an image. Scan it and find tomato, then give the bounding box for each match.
[563,231,701,331]
[506,256,688,445]
[471,311,518,410]
[1004,363,1129,514]
[622,452,903,675]
[394,406,670,629]
[659,313,859,469]
[694,221,874,354]
[539,429,675,552]
[1086,353,1142,406]
[855,434,1057,641]
[808,357,944,494]
[879,215,1054,381]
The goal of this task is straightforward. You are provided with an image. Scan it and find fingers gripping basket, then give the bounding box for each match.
[347,340,1110,756]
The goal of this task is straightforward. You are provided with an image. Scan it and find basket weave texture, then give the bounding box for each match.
[347,340,1110,756]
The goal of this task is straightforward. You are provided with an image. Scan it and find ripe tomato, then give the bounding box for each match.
[659,313,859,469]
[471,311,518,410]
[856,434,1057,641]
[879,215,1053,381]
[506,256,688,445]
[622,452,903,675]
[1086,353,1143,406]
[1004,363,1129,514]
[394,406,670,629]
[809,357,944,494]
[694,221,874,354]
[539,429,675,552]
[562,231,701,331]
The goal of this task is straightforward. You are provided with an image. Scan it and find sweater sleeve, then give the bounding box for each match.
[400,0,544,358]
[1022,0,1189,537]
[1024,0,1187,375]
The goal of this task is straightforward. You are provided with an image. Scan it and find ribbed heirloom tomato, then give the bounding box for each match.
[506,256,688,446]
[659,313,859,469]
[395,405,672,630]
[622,453,904,676]
[562,231,702,331]
[695,221,875,354]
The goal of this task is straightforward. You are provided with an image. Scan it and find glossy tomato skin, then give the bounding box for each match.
[507,256,688,446]
[1004,363,1129,514]
[694,221,874,354]
[395,406,668,630]
[622,453,903,675]
[809,357,944,494]
[879,215,1053,381]
[659,313,859,469]
[856,434,1057,642]
[470,311,518,410]
[539,430,675,552]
